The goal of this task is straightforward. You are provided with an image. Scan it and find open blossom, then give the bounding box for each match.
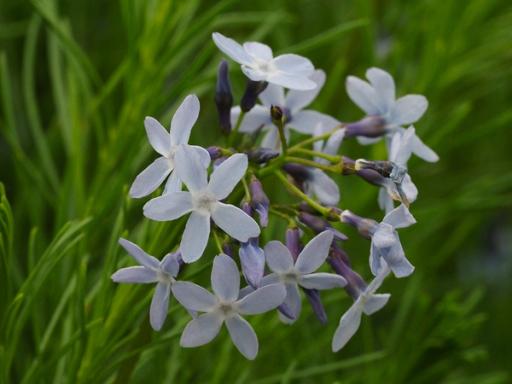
[143,146,260,263]
[129,95,210,198]
[346,67,438,162]
[231,70,339,150]
[172,254,286,359]
[332,264,391,352]
[263,231,347,322]
[212,32,316,90]
[111,238,180,331]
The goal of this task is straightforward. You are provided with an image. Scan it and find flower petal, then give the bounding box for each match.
[273,54,314,77]
[258,83,285,107]
[380,242,415,278]
[212,32,253,66]
[286,69,325,112]
[172,281,217,312]
[411,133,439,162]
[225,314,258,360]
[346,75,380,115]
[163,171,182,194]
[111,266,157,283]
[239,240,265,288]
[129,157,171,198]
[243,42,273,61]
[264,241,294,273]
[180,212,210,263]
[211,254,240,302]
[289,110,339,134]
[150,282,171,331]
[362,293,390,315]
[161,252,180,277]
[190,145,212,167]
[180,312,223,347]
[295,231,334,274]
[208,153,248,200]
[118,238,160,269]
[170,95,200,146]
[366,67,395,113]
[322,129,345,157]
[308,169,340,205]
[241,66,267,81]
[143,191,193,221]
[174,145,208,192]
[299,273,347,290]
[237,283,286,315]
[267,72,316,91]
[383,204,416,229]
[211,203,260,242]
[390,95,428,125]
[378,186,394,213]
[331,302,363,352]
[144,117,170,157]
[232,105,270,134]
[280,283,302,323]
[357,136,382,145]
[260,126,281,151]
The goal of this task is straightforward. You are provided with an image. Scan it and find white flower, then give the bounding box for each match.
[212,32,316,90]
[369,204,416,278]
[143,146,260,263]
[346,67,438,162]
[378,126,419,212]
[111,238,180,331]
[332,264,391,352]
[172,254,286,360]
[263,231,346,323]
[231,70,339,151]
[129,95,211,198]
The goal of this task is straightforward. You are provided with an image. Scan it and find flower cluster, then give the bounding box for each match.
[112,32,438,359]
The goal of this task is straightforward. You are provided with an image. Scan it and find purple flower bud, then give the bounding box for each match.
[339,210,378,239]
[328,247,366,300]
[241,201,253,216]
[246,148,280,164]
[345,115,386,138]
[239,238,265,288]
[285,227,302,261]
[240,80,268,112]
[215,60,233,134]
[283,163,311,187]
[304,288,327,324]
[343,156,388,187]
[270,105,284,124]
[249,176,269,227]
[222,242,234,258]
[278,302,296,320]
[206,146,222,161]
[298,212,348,241]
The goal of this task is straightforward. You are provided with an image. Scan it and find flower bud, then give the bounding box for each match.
[246,148,280,164]
[345,115,386,138]
[249,176,269,227]
[304,289,327,324]
[270,105,284,125]
[285,227,301,260]
[298,212,348,241]
[283,163,311,186]
[239,238,265,288]
[241,201,253,217]
[206,146,222,161]
[214,60,233,134]
[328,247,366,300]
[240,80,268,112]
[343,156,387,186]
[339,210,378,239]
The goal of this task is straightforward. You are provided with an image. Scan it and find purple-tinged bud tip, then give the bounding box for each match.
[241,201,253,217]
[328,247,366,300]
[345,115,386,138]
[285,227,302,260]
[339,210,378,239]
[299,212,348,241]
[206,146,222,161]
[249,176,269,227]
[343,156,387,187]
[283,163,311,186]
[304,289,328,324]
[240,80,268,112]
[215,60,233,134]
[246,148,280,164]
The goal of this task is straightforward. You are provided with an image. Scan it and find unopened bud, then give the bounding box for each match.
[249,176,269,227]
[239,238,265,288]
[285,227,301,260]
[206,146,222,161]
[345,116,386,138]
[328,247,366,300]
[304,289,327,324]
[270,105,284,124]
[240,80,268,112]
[339,210,378,239]
[246,148,280,164]
[283,163,311,185]
[298,212,348,241]
[215,60,233,134]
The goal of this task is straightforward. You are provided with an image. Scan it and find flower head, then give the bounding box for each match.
[129,95,211,198]
[143,146,260,263]
[111,238,181,331]
[172,254,286,359]
[212,32,316,90]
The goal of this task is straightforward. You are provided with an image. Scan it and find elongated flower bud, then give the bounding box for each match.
[239,238,265,288]
[298,211,348,241]
[215,60,233,134]
[328,247,366,300]
[355,159,407,184]
[240,80,268,112]
[246,148,280,164]
[285,227,301,260]
[339,210,378,239]
[342,156,387,186]
[206,146,222,161]
[249,176,269,227]
[304,289,328,324]
[345,116,386,138]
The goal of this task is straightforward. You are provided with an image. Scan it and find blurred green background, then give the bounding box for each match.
[1,0,511,383]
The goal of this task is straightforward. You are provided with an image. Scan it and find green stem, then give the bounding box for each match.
[288,147,341,163]
[284,156,342,173]
[276,120,288,155]
[288,125,345,151]
[228,111,245,147]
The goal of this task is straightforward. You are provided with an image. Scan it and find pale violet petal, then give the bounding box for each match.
[170,95,200,146]
[392,126,416,165]
[111,266,157,284]
[299,273,347,290]
[180,312,223,347]
[212,32,253,66]
[357,136,382,145]
[383,204,416,229]
[163,171,182,194]
[172,281,217,312]
[239,241,265,288]
[389,95,428,125]
[243,42,273,61]
[323,129,345,156]
[237,283,286,315]
[369,243,384,276]
[366,67,395,113]
[233,105,270,134]
[129,157,171,198]
[331,302,363,352]
[144,117,170,157]
[281,283,301,323]
[372,223,397,249]
[289,110,339,134]
[211,203,260,242]
[378,186,395,213]
[225,314,258,360]
[143,191,193,221]
[150,282,171,331]
[266,72,316,91]
[380,241,414,278]
[241,66,267,81]
[402,174,418,203]
[272,54,314,77]
[264,241,294,273]
[208,153,248,200]
[411,133,439,162]
[190,145,212,168]
[174,145,208,192]
[161,253,180,277]
[295,231,334,274]
[211,254,240,302]
[118,238,159,269]
[260,126,280,150]
[286,69,326,112]
[345,76,380,115]
[180,212,210,263]
[362,293,390,315]
[258,83,285,107]
[308,169,340,206]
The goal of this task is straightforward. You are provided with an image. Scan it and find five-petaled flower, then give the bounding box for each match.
[346,67,438,162]
[172,254,286,359]
[129,95,210,198]
[111,238,181,331]
[212,32,317,90]
[143,146,260,263]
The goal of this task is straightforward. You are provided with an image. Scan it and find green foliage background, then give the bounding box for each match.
[1,0,511,383]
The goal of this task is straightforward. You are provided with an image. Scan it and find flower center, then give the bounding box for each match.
[192,191,217,215]
[217,302,236,318]
[166,147,177,169]
[281,271,299,284]
[156,269,175,284]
